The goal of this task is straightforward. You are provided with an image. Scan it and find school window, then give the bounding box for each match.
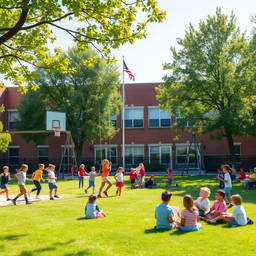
[125,146,144,165]
[8,110,19,130]
[176,144,199,166]
[37,146,48,164]
[94,146,117,165]
[149,145,172,167]
[8,147,19,166]
[109,115,117,128]
[148,107,171,128]
[124,107,144,128]
[175,110,192,127]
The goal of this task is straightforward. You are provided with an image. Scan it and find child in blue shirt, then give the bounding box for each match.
[85,195,106,219]
[155,191,174,229]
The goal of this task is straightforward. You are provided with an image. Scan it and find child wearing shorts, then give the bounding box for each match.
[0,166,11,201]
[46,164,60,200]
[85,195,106,219]
[85,166,98,194]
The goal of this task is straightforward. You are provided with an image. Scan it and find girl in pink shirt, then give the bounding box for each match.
[176,195,202,232]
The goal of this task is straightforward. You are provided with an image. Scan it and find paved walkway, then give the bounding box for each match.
[0,195,64,207]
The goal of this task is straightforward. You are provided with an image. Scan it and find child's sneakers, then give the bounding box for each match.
[50,197,55,200]
[12,199,16,205]
[54,195,60,198]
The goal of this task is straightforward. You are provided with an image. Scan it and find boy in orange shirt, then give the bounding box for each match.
[98,159,112,198]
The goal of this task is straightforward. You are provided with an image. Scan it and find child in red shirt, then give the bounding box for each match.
[130,168,137,189]
[238,168,246,180]
[78,164,87,188]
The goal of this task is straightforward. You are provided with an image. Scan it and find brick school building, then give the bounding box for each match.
[1,83,256,173]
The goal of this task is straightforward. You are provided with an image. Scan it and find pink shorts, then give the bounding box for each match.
[116,182,124,188]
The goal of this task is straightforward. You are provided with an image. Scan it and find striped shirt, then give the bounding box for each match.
[181,209,199,227]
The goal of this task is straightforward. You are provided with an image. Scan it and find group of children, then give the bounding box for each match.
[0,163,60,205]
[155,187,250,232]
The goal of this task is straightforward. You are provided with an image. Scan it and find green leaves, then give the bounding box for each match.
[0,0,165,88]
[157,8,256,155]
[16,47,121,157]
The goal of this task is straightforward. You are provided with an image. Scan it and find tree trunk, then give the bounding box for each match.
[225,128,235,167]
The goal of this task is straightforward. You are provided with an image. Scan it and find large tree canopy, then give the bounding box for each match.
[0,0,165,90]
[16,47,121,159]
[157,8,256,159]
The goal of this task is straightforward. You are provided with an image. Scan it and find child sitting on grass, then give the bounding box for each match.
[206,189,227,223]
[194,187,211,217]
[155,191,175,229]
[176,195,202,232]
[145,175,159,188]
[209,194,247,226]
[85,195,106,219]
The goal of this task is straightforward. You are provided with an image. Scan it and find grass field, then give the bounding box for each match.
[0,176,255,256]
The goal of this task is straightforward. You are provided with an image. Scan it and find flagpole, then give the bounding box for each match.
[122,56,125,170]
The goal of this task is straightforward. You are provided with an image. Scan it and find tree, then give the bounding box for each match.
[16,47,121,159]
[156,8,256,162]
[0,0,166,90]
[0,105,11,152]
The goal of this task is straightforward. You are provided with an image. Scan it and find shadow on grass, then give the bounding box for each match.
[144,228,171,234]
[18,239,78,256]
[170,230,199,236]
[77,217,87,221]
[0,233,28,240]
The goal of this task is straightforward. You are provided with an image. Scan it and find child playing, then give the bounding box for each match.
[0,166,11,201]
[155,191,175,229]
[206,189,227,223]
[30,163,45,199]
[78,164,87,188]
[145,175,159,188]
[194,187,211,217]
[85,195,106,219]
[217,165,233,207]
[136,163,146,188]
[115,167,124,196]
[85,166,98,194]
[98,159,112,198]
[129,168,137,189]
[12,164,32,205]
[46,164,60,200]
[212,194,247,227]
[176,195,202,232]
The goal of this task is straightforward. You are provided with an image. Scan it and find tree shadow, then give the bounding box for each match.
[18,239,77,256]
[144,228,171,234]
[0,233,28,241]
[63,250,92,256]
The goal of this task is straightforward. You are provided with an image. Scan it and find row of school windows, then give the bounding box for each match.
[7,107,191,130]
[7,143,241,167]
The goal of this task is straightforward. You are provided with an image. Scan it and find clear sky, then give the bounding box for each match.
[25,0,256,84]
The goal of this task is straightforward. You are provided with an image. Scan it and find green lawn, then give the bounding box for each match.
[0,176,255,256]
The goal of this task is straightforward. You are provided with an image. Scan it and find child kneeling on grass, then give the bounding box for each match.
[85,195,106,219]
[176,195,202,232]
[209,194,248,226]
[155,191,175,229]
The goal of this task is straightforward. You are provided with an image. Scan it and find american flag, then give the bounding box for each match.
[123,60,135,81]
